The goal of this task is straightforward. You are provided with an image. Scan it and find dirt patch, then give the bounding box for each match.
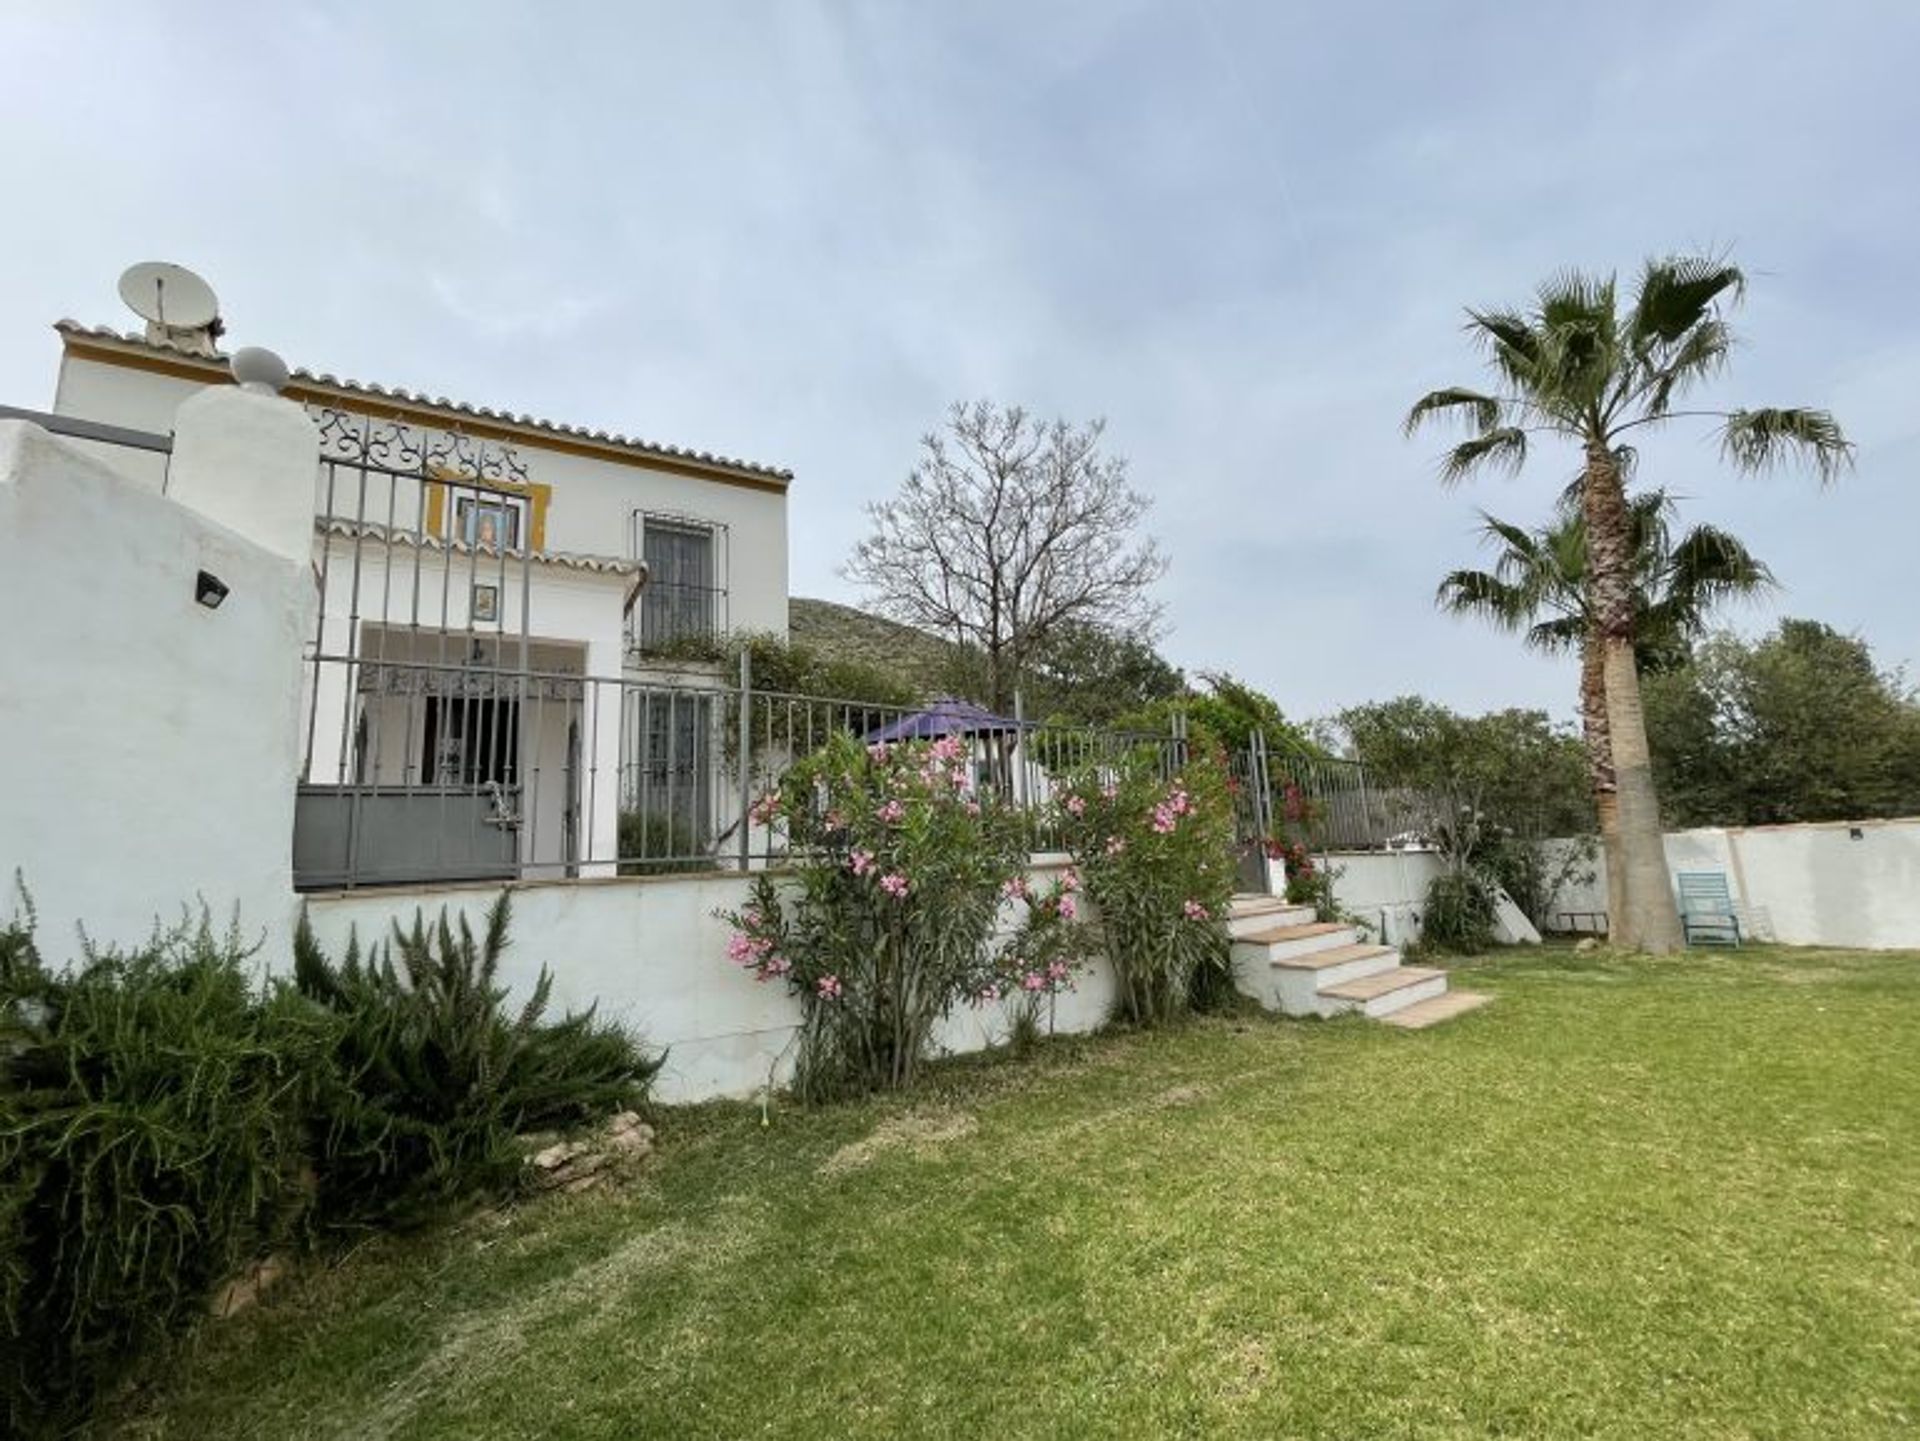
[820,1112,979,1176]
[1153,1083,1210,1108]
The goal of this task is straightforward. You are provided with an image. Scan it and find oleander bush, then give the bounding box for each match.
[722,732,1057,1100]
[1053,740,1236,1025]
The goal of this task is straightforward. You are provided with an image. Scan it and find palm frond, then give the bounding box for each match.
[1435,568,1534,630]
[1403,386,1503,438]
[1645,318,1733,415]
[1721,407,1853,484]
[1664,523,1777,599]
[1629,255,1745,348]
[1439,427,1527,486]
[1526,614,1586,654]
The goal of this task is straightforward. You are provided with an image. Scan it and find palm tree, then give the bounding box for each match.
[1437,492,1775,930]
[1407,256,1850,951]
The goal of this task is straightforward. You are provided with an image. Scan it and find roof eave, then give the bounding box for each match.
[54,321,794,492]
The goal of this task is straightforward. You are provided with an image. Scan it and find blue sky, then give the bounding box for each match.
[2,2,1914,725]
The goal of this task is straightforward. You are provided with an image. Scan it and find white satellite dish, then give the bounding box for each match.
[117,261,220,333]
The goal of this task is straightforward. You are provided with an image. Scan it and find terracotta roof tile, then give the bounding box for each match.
[55,320,793,483]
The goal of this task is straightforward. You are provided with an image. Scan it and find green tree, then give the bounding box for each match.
[1646,622,1920,826]
[1025,621,1186,727]
[1408,255,1850,950]
[1336,697,1591,858]
[1436,491,1773,925]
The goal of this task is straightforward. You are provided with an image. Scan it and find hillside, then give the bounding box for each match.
[788,596,976,700]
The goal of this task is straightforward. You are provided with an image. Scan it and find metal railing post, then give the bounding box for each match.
[737,647,753,870]
[1253,729,1273,895]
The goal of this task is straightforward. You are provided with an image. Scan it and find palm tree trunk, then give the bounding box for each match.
[1579,637,1626,937]
[1583,445,1683,953]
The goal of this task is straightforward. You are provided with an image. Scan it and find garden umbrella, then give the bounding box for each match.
[863,697,1028,743]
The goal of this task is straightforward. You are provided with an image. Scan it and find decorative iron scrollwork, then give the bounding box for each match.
[308,404,529,486]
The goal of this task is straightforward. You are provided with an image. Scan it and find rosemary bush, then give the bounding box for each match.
[0,910,329,1436]
[294,893,661,1229]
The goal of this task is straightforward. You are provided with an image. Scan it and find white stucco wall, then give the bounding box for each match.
[0,420,311,963]
[53,350,789,638]
[300,855,1111,1104]
[1543,819,1920,949]
[1314,849,1540,946]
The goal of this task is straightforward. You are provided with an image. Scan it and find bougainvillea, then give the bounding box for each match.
[721,732,1082,1099]
[1053,740,1236,1025]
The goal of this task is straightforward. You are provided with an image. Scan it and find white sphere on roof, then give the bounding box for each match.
[230,346,290,395]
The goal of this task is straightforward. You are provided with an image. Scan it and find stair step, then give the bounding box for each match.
[1270,942,1394,973]
[1320,965,1445,1003]
[1380,990,1495,1030]
[1228,892,1290,912]
[1227,898,1318,938]
[1240,920,1348,946]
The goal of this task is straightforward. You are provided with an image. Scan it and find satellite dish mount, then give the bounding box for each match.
[117,262,222,356]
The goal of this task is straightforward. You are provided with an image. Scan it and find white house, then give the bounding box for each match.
[46,318,793,888]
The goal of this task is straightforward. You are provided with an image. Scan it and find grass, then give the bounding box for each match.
[101,945,1919,1439]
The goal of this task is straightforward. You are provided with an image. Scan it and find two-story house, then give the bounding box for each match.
[48,318,791,887]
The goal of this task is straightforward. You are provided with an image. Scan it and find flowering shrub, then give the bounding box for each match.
[1053,742,1236,1025]
[721,732,1050,1100]
[987,870,1093,1037]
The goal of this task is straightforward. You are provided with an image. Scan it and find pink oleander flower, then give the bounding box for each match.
[1047,960,1070,982]
[1001,876,1030,900]
[950,765,970,788]
[1167,787,1192,816]
[978,982,1002,1003]
[1057,893,1079,920]
[849,848,875,877]
[1105,835,1127,857]
[1101,781,1119,800]
[1151,805,1177,834]
[1061,867,1081,892]
[877,798,906,824]
[726,933,758,964]
[1022,971,1046,992]
[1063,794,1087,817]
[879,872,910,899]
[765,954,791,976]
[1183,899,1210,921]
[816,973,843,999]
[931,735,965,761]
[749,793,781,825]
[964,799,982,816]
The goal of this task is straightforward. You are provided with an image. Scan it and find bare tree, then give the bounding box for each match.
[846,401,1166,713]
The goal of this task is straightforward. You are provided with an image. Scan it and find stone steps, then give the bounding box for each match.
[1225,893,1483,1028]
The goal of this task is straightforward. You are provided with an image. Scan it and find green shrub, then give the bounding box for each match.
[1420,870,1498,953]
[1054,739,1237,1025]
[0,910,329,1436]
[294,894,662,1229]
[618,808,719,875]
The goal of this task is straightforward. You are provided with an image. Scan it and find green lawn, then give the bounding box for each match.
[104,946,1920,1440]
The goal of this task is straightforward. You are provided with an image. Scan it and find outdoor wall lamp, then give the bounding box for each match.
[195,569,230,610]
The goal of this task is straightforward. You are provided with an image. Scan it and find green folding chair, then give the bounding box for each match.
[1676,871,1742,947]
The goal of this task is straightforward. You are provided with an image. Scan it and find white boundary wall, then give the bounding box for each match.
[1314,849,1540,946]
[300,854,1116,1104]
[1542,819,1920,950]
[0,415,312,961]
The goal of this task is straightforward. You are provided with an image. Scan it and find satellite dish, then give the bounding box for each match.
[118,262,220,331]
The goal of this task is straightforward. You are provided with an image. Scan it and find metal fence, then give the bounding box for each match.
[294,651,1202,888]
